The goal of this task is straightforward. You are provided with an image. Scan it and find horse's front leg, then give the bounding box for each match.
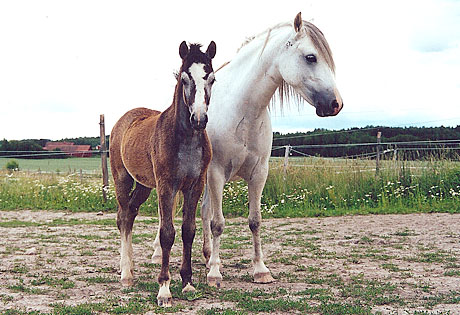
[180,180,204,293]
[206,168,226,288]
[248,164,274,284]
[156,186,176,307]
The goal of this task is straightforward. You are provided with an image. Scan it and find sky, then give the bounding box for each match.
[0,0,459,140]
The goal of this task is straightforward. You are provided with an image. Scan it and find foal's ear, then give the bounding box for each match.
[179,41,189,59]
[206,41,216,59]
[294,12,303,33]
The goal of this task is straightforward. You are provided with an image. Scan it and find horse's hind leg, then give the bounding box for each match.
[116,178,151,286]
[248,168,274,284]
[206,169,226,288]
[200,185,212,265]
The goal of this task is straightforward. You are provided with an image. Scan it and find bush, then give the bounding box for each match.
[6,160,19,171]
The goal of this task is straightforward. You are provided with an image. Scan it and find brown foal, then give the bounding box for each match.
[109,41,216,307]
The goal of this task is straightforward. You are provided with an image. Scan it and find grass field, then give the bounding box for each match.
[1,156,460,217]
[0,157,106,174]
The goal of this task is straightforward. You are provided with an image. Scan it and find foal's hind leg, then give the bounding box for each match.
[113,169,134,286]
[117,181,151,286]
[248,168,275,284]
[151,205,162,264]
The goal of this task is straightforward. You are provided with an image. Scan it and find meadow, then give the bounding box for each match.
[1,156,460,218]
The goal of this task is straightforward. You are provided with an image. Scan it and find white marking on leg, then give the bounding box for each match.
[120,232,133,285]
[152,207,162,264]
[157,280,172,307]
[207,235,223,287]
[152,226,162,263]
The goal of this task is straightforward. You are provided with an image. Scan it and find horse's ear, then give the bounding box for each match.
[294,12,303,33]
[206,41,216,59]
[179,41,189,60]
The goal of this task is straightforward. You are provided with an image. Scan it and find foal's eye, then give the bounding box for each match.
[305,54,317,63]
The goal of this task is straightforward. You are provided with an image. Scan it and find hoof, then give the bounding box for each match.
[182,283,196,293]
[151,255,161,264]
[120,278,134,287]
[157,297,172,308]
[207,276,222,288]
[254,272,275,283]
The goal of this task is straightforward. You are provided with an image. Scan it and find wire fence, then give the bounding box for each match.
[2,138,460,176]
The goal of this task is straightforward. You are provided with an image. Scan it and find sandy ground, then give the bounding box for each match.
[0,210,459,314]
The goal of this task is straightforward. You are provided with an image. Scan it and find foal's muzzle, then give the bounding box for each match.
[190,113,208,130]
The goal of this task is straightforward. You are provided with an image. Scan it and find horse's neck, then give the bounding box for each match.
[219,28,290,117]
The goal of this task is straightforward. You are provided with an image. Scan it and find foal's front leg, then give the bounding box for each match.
[180,183,204,293]
[156,186,176,307]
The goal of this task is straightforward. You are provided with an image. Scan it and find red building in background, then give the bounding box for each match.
[43,142,92,157]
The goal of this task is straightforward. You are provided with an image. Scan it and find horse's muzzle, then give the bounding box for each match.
[315,99,343,117]
[190,113,208,130]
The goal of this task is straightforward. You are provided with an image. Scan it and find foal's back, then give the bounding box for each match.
[110,107,160,188]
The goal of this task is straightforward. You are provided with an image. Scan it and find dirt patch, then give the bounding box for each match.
[0,210,459,314]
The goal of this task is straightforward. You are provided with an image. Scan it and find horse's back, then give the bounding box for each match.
[110,107,161,188]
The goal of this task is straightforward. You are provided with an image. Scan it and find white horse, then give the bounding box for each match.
[152,12,343,287]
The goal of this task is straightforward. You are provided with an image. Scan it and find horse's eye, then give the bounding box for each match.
[305,54,317,63]
[181,78,188,86]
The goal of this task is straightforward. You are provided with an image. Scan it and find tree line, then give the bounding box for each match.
[2,125,460,159]
[272,125,460,159]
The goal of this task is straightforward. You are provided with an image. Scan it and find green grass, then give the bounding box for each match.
[2,157,460,218]
[0,157,105,173]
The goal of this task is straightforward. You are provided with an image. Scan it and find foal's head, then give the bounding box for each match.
[178,41,216,131]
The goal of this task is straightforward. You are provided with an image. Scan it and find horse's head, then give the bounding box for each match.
[178,41,216,130]
[277,12,343,117]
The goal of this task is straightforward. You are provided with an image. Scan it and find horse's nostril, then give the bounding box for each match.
[331,99,339,109]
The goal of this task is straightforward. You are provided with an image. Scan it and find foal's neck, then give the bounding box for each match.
[171,84,196,138]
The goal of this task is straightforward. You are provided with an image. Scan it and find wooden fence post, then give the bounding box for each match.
[283,145,291,179]
[376,131,382,175]
[100,114,109,203]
